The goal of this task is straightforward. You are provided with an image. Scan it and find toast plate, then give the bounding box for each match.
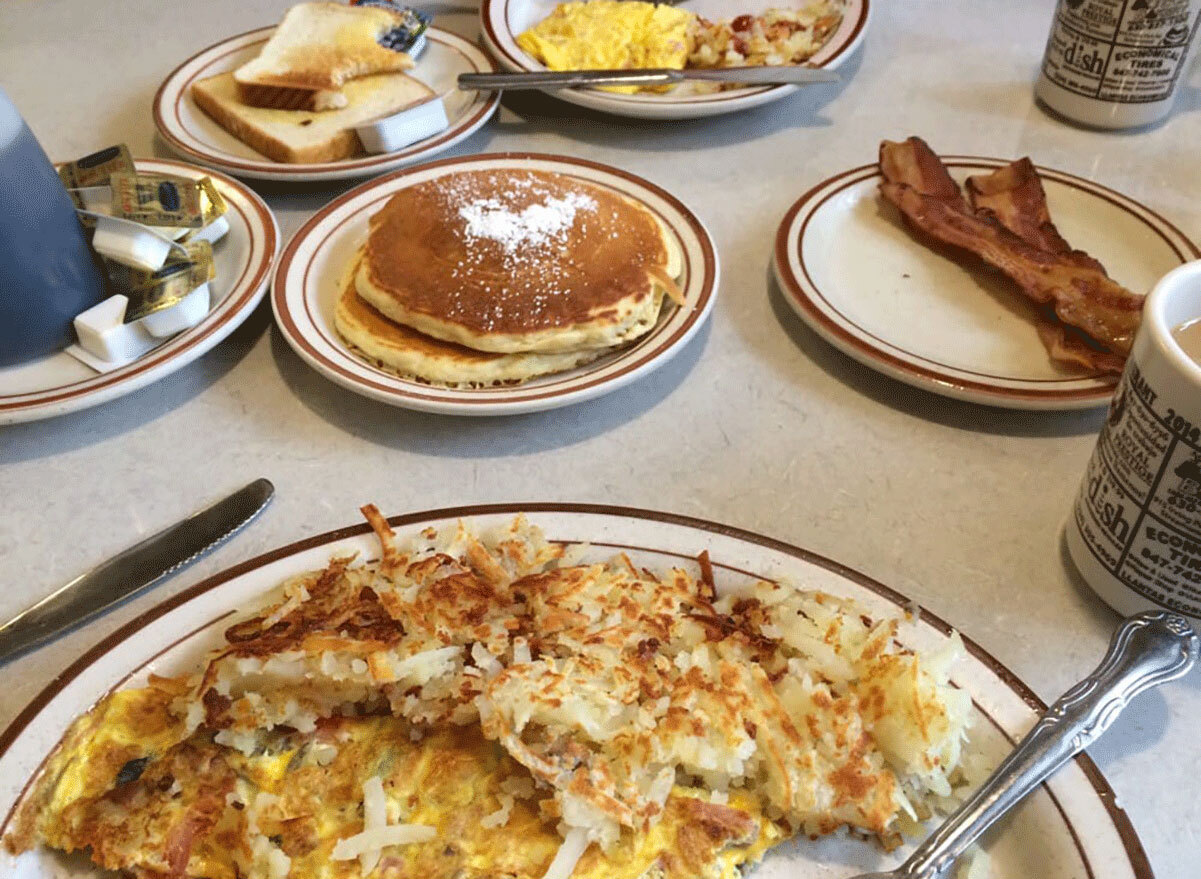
[272,152,719,416]
[153,26,500,182]
[0,159,278,425]
[773,158,1201,410]
[0,503,1153,879]
[480,0,869,120]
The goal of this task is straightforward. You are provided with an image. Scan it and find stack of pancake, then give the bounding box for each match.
[335,169,686,386]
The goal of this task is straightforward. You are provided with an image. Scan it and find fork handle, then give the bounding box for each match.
[899,611,1197,878]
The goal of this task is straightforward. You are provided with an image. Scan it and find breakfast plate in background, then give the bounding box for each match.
[0,503,1153,879]
[773,158,1200,410]
[480,0,869,120]
[272,152,719,416]
[0,159,278,425]
[153,25,500,182]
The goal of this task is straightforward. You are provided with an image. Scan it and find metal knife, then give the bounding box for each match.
[0,478,274,665]
[458,66,840,91]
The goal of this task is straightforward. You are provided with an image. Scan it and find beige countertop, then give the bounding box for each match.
[1,0,1200,875]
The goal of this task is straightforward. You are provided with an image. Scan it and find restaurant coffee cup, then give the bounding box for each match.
[1035,0,1201,129]
[1067,260,1201,622]
[0,87,107,366]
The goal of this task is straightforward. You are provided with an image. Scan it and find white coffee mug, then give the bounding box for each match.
[1035,0,1201,129]
[1067,260,1201,621]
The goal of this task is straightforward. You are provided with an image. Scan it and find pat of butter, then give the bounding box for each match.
[69,282,213,370]
[356,95,449,154]
[162,214,231,244]
[72,295,158,363]
[82,212,185,271]
[141,282,211,338]
[69,185,112,213]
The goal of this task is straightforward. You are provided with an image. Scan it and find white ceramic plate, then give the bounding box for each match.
[0,159,278,425]
[153,26,500,182]
[272,152,719,416]
[774,158,1201,410]
[0,504,1151,879]
[480,0,869,120]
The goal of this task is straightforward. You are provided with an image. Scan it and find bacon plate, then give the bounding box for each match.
[878,137,1142,364]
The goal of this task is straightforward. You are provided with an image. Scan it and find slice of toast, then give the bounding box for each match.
[234,1,415,93]
[191,71,433,164]
[236,82,349,112]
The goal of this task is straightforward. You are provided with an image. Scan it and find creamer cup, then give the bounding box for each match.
[1067,260,1201,621]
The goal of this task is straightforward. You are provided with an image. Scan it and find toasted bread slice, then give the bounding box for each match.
[234,1,415,93]
[191,71,433,164]
[236,82,349,111]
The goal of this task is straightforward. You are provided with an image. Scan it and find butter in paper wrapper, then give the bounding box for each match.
[58,144,135,191]
[110,240,215,323]
[109,172,226,229]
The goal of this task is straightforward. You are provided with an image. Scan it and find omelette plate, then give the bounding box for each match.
[272,153,719,416]
[480,0,869,120]
[0,505,1150,879]
[153,26,500,183]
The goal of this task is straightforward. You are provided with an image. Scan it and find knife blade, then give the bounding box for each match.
[458,66,840,91]
[0,478,274,665]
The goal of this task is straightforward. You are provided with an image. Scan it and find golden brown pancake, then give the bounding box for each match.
[357,169,683,354]
[334,264,606,386]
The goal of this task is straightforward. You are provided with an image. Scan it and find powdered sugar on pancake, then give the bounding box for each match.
[459,191,597,254]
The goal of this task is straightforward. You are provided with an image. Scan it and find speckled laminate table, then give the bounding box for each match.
[2,0,1200,875]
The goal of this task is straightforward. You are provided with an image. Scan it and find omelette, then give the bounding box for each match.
[6,508,975,879]
[516,1,693,94]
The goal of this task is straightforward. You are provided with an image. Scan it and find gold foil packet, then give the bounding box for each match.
[58,144,135,190]
[113,240,214,323]
[109,172,226,228]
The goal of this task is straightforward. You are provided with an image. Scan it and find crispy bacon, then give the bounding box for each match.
[878,137,1143,359]
[965,159,1125,374]
[1036,321,1127,374]
[878,136,965,209]
[964,159,1087,261]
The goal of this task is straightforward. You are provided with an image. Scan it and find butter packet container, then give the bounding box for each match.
[58,144,135,190]
[356,95,449,153]
[71,295,158,366]
[109,172,226,229]
[80,211,187,271]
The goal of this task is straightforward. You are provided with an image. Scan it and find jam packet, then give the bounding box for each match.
[351,1,431,52]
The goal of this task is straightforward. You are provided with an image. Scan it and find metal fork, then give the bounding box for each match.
[855,611,1197,879]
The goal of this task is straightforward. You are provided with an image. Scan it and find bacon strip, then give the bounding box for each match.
[965,158,1125,374]
[965,159,1085,260]
[878,136,965,209]
[878,138,1143,359]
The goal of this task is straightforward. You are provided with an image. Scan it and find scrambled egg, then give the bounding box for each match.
[516,1,694,93]
[11,711,785,879]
